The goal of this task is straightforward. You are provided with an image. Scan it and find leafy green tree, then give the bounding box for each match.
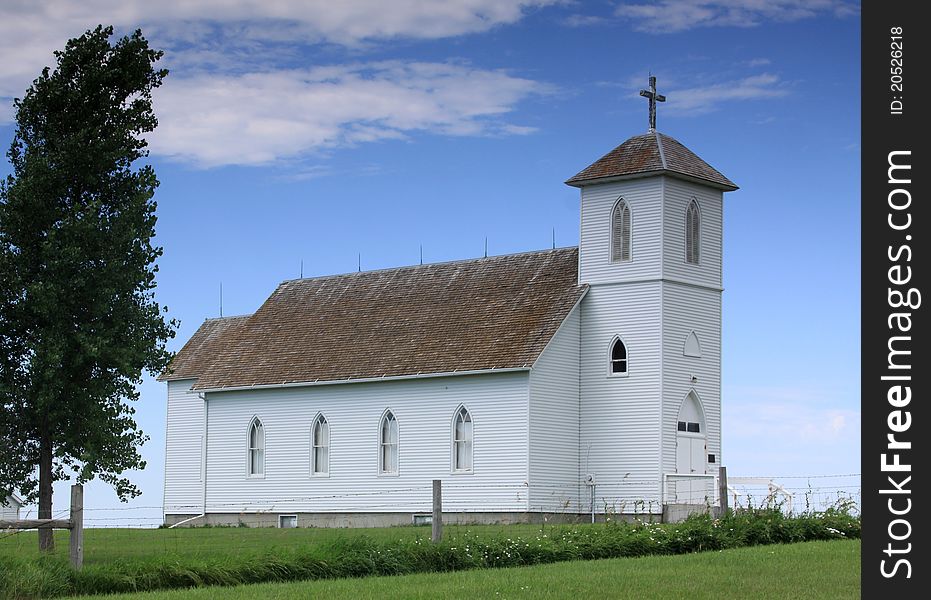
[0,25,176,551]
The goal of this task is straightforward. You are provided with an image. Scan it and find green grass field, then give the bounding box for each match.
[66,539,860,599]
[2,523,552,565]
[1,510,860,599]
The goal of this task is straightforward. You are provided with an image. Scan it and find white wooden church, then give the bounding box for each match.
[160,84,737,526]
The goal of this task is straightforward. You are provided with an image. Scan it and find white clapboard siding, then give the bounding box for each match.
[579,282,663,512]
[662,283,722,475]
[1,496,20,520]
[529,305,581,513]
[163,379,205,514]
[662,178,723,289]
[204,372,530,515]
[579,178,664,285]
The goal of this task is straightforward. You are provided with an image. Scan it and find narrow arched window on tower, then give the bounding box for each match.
[611,199,631,263]
[610,338,628,375]
[686,199,700,264]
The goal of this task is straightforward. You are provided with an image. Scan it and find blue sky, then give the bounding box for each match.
[0,1,860,523]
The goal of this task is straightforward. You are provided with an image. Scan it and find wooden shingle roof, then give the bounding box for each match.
[565,131,738,190]
[157,315,250,381]
[174,248,586,390]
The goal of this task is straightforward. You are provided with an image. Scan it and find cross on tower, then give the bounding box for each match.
[639,75,666,132]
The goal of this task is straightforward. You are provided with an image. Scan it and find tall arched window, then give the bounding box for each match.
[311,414,329,476]
[610,337,628,375]
[248,418,265,476]
[379,411,398,474]
[611,199,631,263]
[686,199,700,264]
[452,406,473,473]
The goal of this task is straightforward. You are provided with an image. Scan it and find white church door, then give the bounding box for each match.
[675,391,710,504]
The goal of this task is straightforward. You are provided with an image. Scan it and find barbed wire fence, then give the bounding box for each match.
[0,474,860,563]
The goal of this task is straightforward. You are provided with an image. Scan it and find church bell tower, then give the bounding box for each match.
[566,77,738,511]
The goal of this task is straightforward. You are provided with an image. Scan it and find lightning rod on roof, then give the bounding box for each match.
[420,244,423,265]
[552,227,556,249]
[358,253,361,272]
[219,281,223,318]
[300,259,303,278]
[484,236,488,258]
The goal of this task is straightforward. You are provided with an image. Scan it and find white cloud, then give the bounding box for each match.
[0,1,556,166]
[0,1,556,101]
[725,385,860,444]
[564,14,609,27]
[616,71,787,116]
[614,0,858,33]
[150,62,546,167]
[664,73,788,115]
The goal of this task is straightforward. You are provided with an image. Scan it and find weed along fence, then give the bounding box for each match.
[0,484,84,568]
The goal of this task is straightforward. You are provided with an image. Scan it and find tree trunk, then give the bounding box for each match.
[38,434,54,552]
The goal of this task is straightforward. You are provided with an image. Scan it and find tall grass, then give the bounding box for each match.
[67,540,862,600]
[0,507,859,600]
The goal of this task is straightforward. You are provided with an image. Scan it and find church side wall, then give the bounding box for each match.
[579,178,663,285]
[579,282,663,514]
[662,283,722,477]
[662,177,724,289]
[203,372,529,518]
[528,306,581,513]
[163,379,205,516]
[1,498,20,520]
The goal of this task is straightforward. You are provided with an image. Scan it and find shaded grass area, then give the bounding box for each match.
[0,509,860,599]
[67,540,861,600]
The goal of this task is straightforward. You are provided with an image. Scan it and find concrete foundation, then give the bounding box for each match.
[662,503,723,523]
[163,510,666,528]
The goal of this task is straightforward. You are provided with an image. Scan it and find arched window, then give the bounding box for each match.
[379,411,398,474]
[311,414,329,476]
[610,337,628,375]
[248,418,265,476]
[452,406,473,473]
[611,199,631,263]
[686,199,700,264]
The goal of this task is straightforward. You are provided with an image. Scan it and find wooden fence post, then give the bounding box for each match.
[69,484,83,569]
[718,466,728,515]
[431,479,442,543]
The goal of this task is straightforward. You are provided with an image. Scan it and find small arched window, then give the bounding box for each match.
[311,414,329,476]
[380,411,399,474]
[686,199,700,264]
[248,418,265,476]
[611,199,631,263]
[453,406,473,473]
[610,338,628,375]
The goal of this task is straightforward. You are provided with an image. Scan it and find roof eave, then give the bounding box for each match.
[565,169,738,191]
[156,374,198,382]
[193,366,533,393]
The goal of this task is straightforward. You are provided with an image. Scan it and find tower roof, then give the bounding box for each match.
[565,131,738,191]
